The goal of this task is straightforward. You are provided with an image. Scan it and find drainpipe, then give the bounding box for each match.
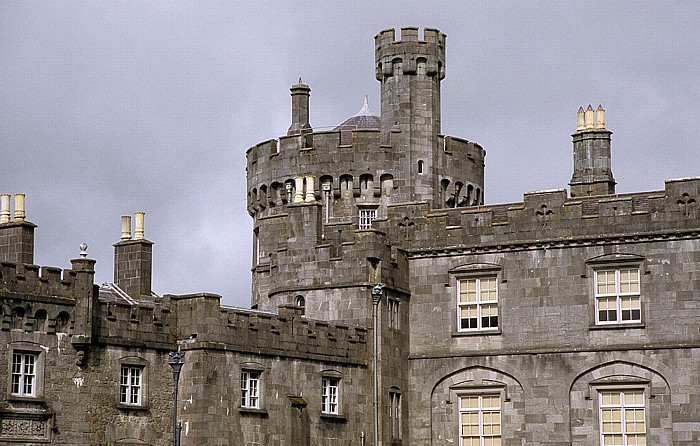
[371,284,384,446]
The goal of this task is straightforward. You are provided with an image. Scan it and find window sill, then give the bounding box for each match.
[590,322,645,330]
[320,413,347,422]
[239,407,268,417]
[452,328,502,337]
[7,395,44,403]
[117,403,149,411]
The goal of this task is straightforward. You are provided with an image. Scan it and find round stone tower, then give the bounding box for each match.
[246,27,486,315]
[375,27,446,204]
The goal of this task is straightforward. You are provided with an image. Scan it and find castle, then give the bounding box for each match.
[2,27,700,445]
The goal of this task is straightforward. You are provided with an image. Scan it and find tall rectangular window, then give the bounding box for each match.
[458,277,498,331]
[322,378,339,414]
[11,352,36,397]
[459,394,501,446]
[359,209,377,229]
[241,371,260,409]
[388,298,400,330]
[595,268,641,324]
[389,390,401,439]
[599,390,646,446]
[120,366,142,406]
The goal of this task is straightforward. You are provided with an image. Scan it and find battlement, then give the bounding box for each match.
[0,261,79,299]
[384,177,700,256]
[246,131,483,217]
[375,27,446,80]
[94,298,175,349]
[169,292,368,363]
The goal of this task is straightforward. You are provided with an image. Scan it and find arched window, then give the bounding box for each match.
[56,311,71,334]
[295,296,306,315]
[417,160,424,175]
[34,309,48,332]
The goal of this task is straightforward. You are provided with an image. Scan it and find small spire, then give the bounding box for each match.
[79,243,88,258]
[354,95,375,117]
[298,77,303,84]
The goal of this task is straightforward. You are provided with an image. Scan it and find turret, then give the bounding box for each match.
[375,27,446,203]
[569,105,616,197]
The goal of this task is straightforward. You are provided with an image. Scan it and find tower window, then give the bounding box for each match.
[418,160,424,174]
[359,208,377,230]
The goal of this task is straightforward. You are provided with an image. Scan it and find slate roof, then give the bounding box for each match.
[334,96,380,144]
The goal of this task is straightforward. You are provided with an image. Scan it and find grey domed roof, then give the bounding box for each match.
[334,96,380,144]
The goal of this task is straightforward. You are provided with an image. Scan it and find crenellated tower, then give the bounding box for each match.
[375,27,446,204]
[246,27,485,318]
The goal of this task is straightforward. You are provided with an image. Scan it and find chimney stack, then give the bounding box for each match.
[569,105,616,197]
[287,79,312,136]
[0,194,36,264]
[114,212,153,299]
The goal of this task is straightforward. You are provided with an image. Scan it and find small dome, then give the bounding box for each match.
[334,96,380,144]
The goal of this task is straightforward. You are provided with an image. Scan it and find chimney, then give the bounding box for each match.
[569,105,616,197]
[287,79,312,136]
[0,194,36,264]
[114,212,153,299]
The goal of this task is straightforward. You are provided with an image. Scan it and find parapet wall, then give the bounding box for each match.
[94,299,175,349]
[374,27,446,81]
[0,261,79,299]
[382,177,700,255]
[246,131,485,218]
[171,293,368,364]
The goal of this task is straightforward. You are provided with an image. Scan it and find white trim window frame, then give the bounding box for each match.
[595,268,641,325]
[389,389,401,440]
[458,277,499,332]
[120,365,143,406]
[358,208,377,230]
[11,352,36,397]
[241,370,261,409]
[322,377,339,414]
[598,389,647,446]
[458,393,502,446]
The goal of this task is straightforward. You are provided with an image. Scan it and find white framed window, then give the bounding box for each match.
[322,377,339,414]
[595,268,641,324]
[599,390,646,446]
[458,277,498,331]
[459,394,501,446]
[388,298,400,330]
[11,352,36,397]
[120,366,143,406]
[389,390,401,440]
[241,371,261,409]
[359,208,377,229]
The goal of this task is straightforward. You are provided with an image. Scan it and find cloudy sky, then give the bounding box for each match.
[1,1,698,307]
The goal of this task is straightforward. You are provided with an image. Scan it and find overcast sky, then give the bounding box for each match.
[1,1,698,308]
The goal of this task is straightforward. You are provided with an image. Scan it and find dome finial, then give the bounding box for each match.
[355,95,374,117]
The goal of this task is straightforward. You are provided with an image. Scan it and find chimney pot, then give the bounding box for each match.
[0,194,10,224]
[121,215,132,240]
[134,212,145,240]
[14,194,25,221]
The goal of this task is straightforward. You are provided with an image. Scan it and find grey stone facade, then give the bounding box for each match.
[2,27,700,445]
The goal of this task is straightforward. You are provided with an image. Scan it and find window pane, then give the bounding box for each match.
[597,271,616,295]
